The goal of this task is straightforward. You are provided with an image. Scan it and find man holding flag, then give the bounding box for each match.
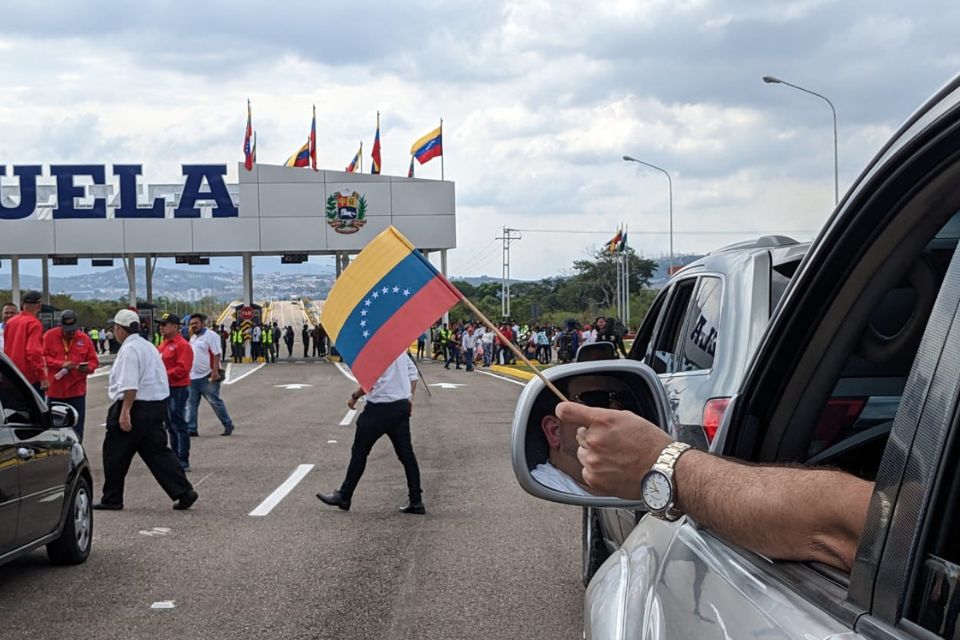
[315,226,461,515]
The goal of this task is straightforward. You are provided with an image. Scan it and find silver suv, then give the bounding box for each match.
[583,236,808,584]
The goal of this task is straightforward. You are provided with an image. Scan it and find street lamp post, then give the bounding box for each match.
[762,75,839,205]
[622,155,674,275]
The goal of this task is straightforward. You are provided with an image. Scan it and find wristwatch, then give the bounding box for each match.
[640,442,692,521]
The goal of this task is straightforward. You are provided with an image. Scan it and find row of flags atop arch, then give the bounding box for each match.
[242,101,443,178]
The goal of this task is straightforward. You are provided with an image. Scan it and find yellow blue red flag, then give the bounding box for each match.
[410,126,442,165]
[285,140,310,168]
[322,226,461,391]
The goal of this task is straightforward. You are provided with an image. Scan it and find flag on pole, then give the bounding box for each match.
[285,140,311,168]
[407,155,415,178]
[243,100,254,171]
[346,144,362,173]
[371,112,382,175]
[410,126,442,165]
[619,230,628,252]
[252,131,257,164]
[322,226,462,391]
[607,229,623,253]
[309,105,318,171]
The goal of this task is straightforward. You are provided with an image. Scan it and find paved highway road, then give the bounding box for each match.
[270,299,310,329]
[0,358,583,639]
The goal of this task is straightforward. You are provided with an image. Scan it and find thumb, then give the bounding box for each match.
[555,401,613,427]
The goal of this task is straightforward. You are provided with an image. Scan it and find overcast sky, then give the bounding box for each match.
[1,0,958,280]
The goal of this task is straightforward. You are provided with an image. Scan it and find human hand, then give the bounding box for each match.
[120,410,132,432]
[64,361,76,370]
[556,401,672,500]
[78,363,90,373]
[40,379,50,391]
[209,371,222,383]
[347,396,357,410]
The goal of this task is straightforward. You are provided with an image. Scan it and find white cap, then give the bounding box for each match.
[111,309,140,328]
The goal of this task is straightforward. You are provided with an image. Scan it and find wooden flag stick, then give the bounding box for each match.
[457,295,569,402]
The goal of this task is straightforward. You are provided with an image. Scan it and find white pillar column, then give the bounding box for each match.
[126,255,136,308]
[11,257,20,307]
[242,253,253,306]
[441,249,450,325]
[145,256,154,305]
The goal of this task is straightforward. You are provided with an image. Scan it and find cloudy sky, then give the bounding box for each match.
[1,0,958,281]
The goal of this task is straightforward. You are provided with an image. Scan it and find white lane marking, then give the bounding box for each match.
[139,527,172,537]
[339,409,358,426]
[224,362,266,385]
[334,362,357,383]
[275,383,312,390]
[429,383,465,389]
[476,370,526,387]
[327,440,337,444]
[249,464,314,517]
[151,601,176,609]
[194,472,214,487]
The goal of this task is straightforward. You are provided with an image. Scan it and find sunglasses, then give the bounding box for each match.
[572,388,640,411]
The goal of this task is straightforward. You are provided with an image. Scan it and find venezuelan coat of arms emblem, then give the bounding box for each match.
[326,191,368,234]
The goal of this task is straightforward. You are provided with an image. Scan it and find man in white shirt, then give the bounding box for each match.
[481,327,495,367]
[186,313,235,437]
[0,302,16,353]
[93,309,197,511]
[461,324,477,372]
[317,352,424,514]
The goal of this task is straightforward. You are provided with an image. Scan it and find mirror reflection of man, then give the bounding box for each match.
[0,302,18,353]
[532,375,638,496]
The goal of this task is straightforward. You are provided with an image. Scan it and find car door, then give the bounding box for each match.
[0,424,18,552]
[0,357,69,543]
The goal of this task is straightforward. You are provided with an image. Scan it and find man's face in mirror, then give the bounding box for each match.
[1,304,17,323]
[539,375,635,490]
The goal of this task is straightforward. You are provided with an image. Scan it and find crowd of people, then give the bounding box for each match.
[420,316,629,370]
[218,320,328,364]
[0,291,254,511]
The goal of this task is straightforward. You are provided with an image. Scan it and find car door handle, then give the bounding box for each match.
[17,447,34,460]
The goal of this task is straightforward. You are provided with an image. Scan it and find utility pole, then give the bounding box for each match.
[496,227,522,319]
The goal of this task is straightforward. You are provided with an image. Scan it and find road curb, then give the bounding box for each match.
[489,365,536,381]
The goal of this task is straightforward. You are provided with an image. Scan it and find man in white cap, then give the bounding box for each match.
[94,309,197,511]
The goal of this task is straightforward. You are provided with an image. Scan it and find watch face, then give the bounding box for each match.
[641,470,672,512]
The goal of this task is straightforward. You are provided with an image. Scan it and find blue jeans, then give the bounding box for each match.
[445,346,461,368]
[187,377,234,435]
[167,386,190,467]
[51,396,86,443]
[464,347,474,371]
[482,345,492,367]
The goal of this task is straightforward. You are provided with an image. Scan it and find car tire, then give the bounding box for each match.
[581,507,610,587]
[46,476,93,565]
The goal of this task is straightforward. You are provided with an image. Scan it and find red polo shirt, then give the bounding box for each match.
[158,333,194,388]
[3,312,47,384]
[43,327,99,399]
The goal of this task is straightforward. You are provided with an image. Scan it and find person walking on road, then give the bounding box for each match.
[416,330,427,360]
[251,322,262,362]
[261,321,274,363]
[88,326,101,354]
[284,325,294,357]
[317,352,425,514]
[43,310,98,442]
[3,291,48,396]
[301,323,310,358]
[186,314,235,437]
[157,313,193,470]
[271,322,282,362]
[93,309,197,511]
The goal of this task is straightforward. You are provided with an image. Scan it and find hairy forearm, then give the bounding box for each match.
[675,451,872,572]
[121,389,137,414]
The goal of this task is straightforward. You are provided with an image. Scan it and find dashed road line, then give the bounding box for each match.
[476,370,526,387]
[224,362,266,385]
[339,408,358,426]
[249,464,314,517]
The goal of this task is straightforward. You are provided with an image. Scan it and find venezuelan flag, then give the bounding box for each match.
[285,140,311,168]
[410,126,442,165]
[371,113,382,175]
[345,145,361,173]
[607,229,622,254]
[322,226,461,391]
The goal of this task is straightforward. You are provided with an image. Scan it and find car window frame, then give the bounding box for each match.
[0,356,43,427]
[648,276,699,375]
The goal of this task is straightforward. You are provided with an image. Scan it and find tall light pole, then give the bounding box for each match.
[623,155,674,275]
[763,75,839,205]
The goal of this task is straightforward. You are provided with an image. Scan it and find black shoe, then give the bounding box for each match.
[220,428,233,436]
[174,489,198,510]
[189,432,198,438]
[92,502,123,511]
[316,490,351,511]
[399,502,426,515]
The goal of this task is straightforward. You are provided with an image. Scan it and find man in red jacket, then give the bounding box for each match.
[4,290,48,396]
[157,313,194,470]
[43,309,98,441]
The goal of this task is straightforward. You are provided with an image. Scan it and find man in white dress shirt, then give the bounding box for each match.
[317,352,424,514]
[0,302,16,353]
[93,309,197,511]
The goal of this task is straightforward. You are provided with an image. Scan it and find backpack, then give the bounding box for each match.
[556,332,575,362]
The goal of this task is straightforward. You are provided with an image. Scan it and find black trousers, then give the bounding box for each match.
[101,400,194,506]
[340,399,422,502]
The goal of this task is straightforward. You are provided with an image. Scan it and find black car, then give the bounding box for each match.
[0,352,93,566]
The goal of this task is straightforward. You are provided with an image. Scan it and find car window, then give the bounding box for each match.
[770,258,801,316]
[0,359,38,425]
[677,276,721,372]
[650,278,696,374]
[628,288,668,361]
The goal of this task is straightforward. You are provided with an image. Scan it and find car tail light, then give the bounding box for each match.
[813,397,867,447]
[702,397,731,444]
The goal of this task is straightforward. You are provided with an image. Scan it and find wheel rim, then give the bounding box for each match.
[75,488,91,552]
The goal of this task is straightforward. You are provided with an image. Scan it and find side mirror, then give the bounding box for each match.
[575,341,617,362]
[50,403,79,430]
[511,359,671,508]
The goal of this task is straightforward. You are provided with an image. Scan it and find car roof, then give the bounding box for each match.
[668,237,811,280]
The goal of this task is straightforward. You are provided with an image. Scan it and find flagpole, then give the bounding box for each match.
[457,295,568,402]
[440,118,444,181]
